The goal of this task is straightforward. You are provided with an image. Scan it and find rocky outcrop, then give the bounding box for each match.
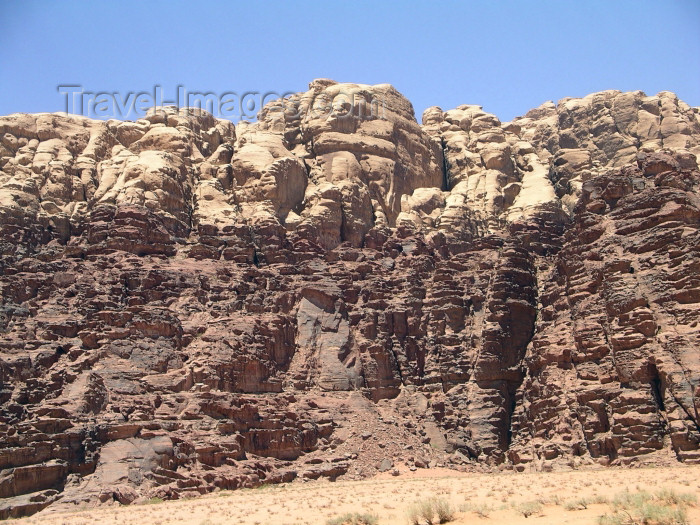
[1,81,699,516]
[509,151,700,467]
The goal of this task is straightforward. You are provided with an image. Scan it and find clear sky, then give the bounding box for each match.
[1,0,699,123]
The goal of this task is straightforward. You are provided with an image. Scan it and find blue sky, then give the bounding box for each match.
[1,0,698,122]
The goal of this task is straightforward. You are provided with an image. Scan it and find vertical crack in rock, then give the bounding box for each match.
[440,136,450,192]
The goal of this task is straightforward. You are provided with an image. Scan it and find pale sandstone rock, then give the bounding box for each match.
[422,104,562,233]
[514,89,700,206]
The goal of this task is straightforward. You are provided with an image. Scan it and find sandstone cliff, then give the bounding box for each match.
[1,81,699,517]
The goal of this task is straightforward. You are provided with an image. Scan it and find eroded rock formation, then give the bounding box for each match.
[1,81,699,517]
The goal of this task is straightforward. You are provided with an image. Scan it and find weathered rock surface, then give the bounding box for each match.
[1,81,699,516]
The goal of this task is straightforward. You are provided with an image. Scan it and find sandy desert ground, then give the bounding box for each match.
[16,465,700,525]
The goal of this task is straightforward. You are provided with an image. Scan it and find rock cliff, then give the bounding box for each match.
[1,80,699,517]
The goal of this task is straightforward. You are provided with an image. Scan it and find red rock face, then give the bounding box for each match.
[509,152,700,467]
[0,82,699,517]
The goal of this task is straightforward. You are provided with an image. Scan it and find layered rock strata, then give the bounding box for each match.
[1,81,699,517]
